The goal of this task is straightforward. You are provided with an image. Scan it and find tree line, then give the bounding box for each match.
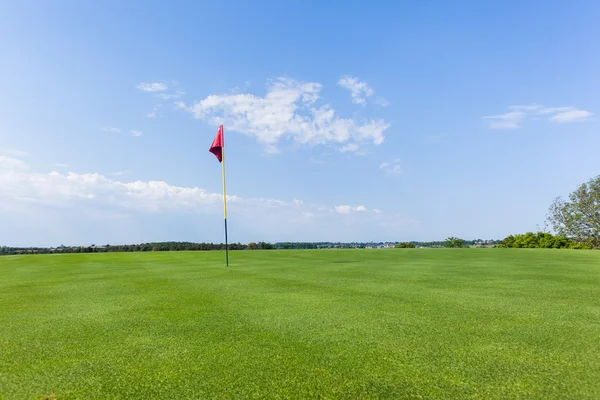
[0,242,267,256]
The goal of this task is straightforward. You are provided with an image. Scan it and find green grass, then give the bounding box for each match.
[1,249,599,399]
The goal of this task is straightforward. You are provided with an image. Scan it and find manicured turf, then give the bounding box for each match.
[1,249,599,399]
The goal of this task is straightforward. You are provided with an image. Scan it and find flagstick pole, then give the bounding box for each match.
[221,127,229,267]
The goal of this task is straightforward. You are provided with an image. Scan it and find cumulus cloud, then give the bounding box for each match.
[178,77,390,153]
[337,75,375,105]
[0,160,235,212]
[484,104,593,129]
[0,157,384,223]
[137,82,168,92]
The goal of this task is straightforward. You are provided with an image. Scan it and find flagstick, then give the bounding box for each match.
[221,127,229,267]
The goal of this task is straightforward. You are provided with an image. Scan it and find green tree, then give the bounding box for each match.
[443,237,466,248]
[547,175,600,248]
[496,231,590,249]
[257,242,274,250]
[247,242,258,250]
[395,242,416,248]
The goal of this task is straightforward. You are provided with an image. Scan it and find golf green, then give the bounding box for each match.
[1,249,599,399]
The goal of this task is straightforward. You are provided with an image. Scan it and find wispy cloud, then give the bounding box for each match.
[308,156,329,165]
[146,104,162,118]
[374,97,390,107]
[178,77,390,153]
[379,159,403,175]
[138,82,184,117]
[549,109,593,122]
[483,112,525,129]
[339,143,360,153]
[484,104,593,129]
[111,171,131,176]
[130,130,143,137]
[157,90,185,100]
[337,75,375,105]
[54,163,69,168]
[102,127,121,133]
[137,82,168,92]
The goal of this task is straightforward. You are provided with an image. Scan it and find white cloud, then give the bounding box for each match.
[380,159,403,175]
[334,205,372,214]
[334,205,352,214]
[178,77,390,153]
[483,112,525,129]
[0,160,237,212]
[549,109,593,122]
[157,90,185,100]
[130,130,143,137]
[337,75,375,105]
[0,157,385,223]
[102,127,121,133]
[484,104,593,129]
[137,82,168,92]
[54,164,69,167]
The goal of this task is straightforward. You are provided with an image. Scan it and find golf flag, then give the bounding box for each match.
[209,125,229,266]
[209,125,224,162]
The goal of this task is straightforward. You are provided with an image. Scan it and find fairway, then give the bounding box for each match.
[1,250,599,399]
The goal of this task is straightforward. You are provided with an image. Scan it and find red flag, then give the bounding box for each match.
[209,125,224,162]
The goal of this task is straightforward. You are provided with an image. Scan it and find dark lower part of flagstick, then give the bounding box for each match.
[224,218,229,266]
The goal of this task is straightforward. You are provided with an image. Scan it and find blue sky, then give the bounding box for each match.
[1,1,599,246]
